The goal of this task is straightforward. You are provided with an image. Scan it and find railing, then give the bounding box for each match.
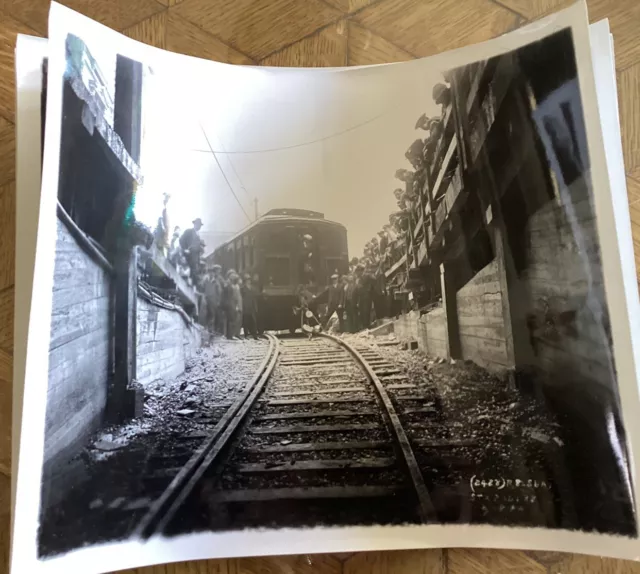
[412,212,424,241]
[429,103,454,181]
[431,165,464,250]
[385,253,407,279]
[417,237,428,265]
[431,134,457,202]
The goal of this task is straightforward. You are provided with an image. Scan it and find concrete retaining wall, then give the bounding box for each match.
[456,259,510,370]
[137,298,201,386]
[522,182,614,388]
[43,219,111,506]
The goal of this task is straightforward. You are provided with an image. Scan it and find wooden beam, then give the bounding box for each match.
[439,262,461,360]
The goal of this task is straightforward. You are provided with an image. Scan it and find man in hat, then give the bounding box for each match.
[355,263,374,330]
[205,264,225,335]
[180,218,204,284]
[415,113,430,131]
[241,273,259,339]
[433,82,451,108]
[344,273,359,332]
[405,138,427,171]
[316,273,345,332]
[226,271,243,339]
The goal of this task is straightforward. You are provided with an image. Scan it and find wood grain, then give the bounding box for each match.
[3,0,640,572]
[343,550,445,573]
[0,11,37,123]
[260,21,348,67]
[166,13,254,65]
[170,0,341,60]
[354,0,520,58]
[124,10,167,49]
[448,549,547,574]
[0,182,15,293]
[347,22,412,66]
[619,64,640,180]
[0,115,15,188]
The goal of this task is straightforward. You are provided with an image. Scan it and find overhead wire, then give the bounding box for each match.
[190,107,389,155]
[199,123,252,223]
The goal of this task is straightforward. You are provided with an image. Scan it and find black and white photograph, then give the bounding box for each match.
[12,3,640,570]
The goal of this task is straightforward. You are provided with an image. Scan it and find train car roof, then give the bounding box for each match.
[210,211,346,254]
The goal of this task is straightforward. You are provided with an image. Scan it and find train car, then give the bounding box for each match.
[207,208,348,331]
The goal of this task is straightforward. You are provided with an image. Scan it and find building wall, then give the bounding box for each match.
[137,298,201,386]
[456,259,510,370]
[43,219,112,505]
[521,180,614,389]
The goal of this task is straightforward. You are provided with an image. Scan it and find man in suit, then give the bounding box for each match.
[317,273,345,332]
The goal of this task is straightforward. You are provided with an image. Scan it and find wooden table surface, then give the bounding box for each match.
[1,0,640,572]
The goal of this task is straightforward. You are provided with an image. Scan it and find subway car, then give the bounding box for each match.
[208,208,349,331]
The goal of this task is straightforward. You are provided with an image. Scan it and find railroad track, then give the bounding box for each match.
[136,333,444,538]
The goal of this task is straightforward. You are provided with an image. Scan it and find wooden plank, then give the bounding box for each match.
[254,409,375,421]
[394,395,434,401]
[250,423,380,434]
[272,387,365,397]
[240,440,391,453]
[236,458,395,473]
[386,383,416,390]
[265,397,374,406]
[210,485,401,503]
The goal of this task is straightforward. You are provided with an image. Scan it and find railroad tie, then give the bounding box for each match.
[250,423,381,434]
[208,485,402,503]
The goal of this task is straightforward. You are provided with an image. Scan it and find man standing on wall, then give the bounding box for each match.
[180,218,204,284]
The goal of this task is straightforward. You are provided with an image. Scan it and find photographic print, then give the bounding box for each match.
[12,3,640,571]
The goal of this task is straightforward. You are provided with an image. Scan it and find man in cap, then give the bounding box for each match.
[180,218,204,284]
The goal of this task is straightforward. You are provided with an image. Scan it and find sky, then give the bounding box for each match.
[134,58,442,259]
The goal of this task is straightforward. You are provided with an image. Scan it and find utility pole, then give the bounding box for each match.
[254,197,259,221]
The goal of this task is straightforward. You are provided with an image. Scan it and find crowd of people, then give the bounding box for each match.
[355,81,453,293]
[146,81,452,338]
[199,266,262,340]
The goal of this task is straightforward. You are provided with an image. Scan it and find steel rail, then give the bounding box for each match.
[319,332,437,522]
[135,333,280,539]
